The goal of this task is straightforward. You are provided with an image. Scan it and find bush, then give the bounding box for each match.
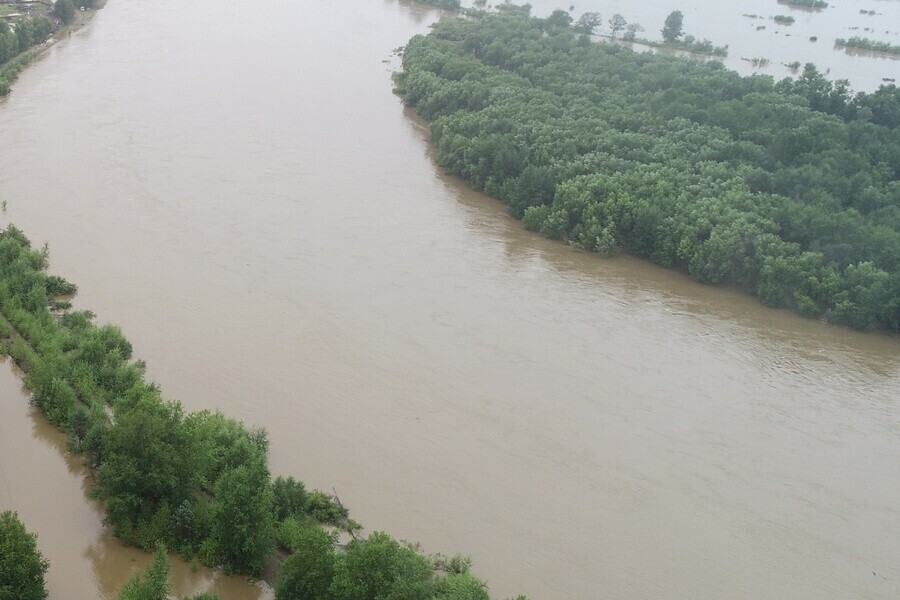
[0,511,49,600]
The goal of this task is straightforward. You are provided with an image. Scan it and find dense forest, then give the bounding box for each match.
[0,226,515,599]
[394,6,900,331]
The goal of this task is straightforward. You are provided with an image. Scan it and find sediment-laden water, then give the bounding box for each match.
[0,1,897,599]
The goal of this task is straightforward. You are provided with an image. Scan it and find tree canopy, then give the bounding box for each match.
[0,511,48,600]
[661,10,684,43]
[52,0,76,25]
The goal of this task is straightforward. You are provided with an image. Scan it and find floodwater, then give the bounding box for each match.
[0,361,272,599]
[0,0,898,599]
[517,0,900,90]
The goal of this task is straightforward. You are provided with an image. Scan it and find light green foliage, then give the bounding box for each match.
[95,396,197,548]
[307,490,349,526]
[0,227,520,597]
[433,573,490,600]
[272,476,310,521]
[186,410,269,490]
[209,461,275,576]
[119,544,169,600]
[329,532,434,600]
[275,524,336,600]
[0,511,48,600]
[394,11,900,332]
[835,37,900,56]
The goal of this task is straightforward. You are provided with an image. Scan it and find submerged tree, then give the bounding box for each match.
[119,544,169,600]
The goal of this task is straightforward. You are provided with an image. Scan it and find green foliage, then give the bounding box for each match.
[661,10,684,43]
[835,37,900,56]
[95,396,197,547]
[0,227,516,598]
[394,11,900,331]
[45,275,77,297]
[0,511,48,600]
[414,0,460,10]
[275,524,336,600]
[433,574,490,600]
[209,461,275,576]
[53,0,76,24]
[772,15,795,25]
[329,532,434,600]
[186,410,269,490]
[272,476,310,521]
[608,14,627,39]
[432,553,472,575]
[573,12,601,36]
[781,0,827,8]
[307,490,349,526]
[119,544,169,600]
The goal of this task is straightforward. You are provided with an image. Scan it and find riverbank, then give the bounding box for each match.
[0,224,508,598]
[0,0,106,97]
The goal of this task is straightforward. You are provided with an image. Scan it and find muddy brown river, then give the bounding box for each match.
[0,1,898,599]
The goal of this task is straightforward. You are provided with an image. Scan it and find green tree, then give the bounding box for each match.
[623,23,644,42]
[95,396,197,545]
[542,9,573,33]
[52,0,76,24]
[272,476,310,522]
[275,525,336,600]
[661,10,684,43]
[432,573,490,600]
[208,460,275,576]
[0,511,48,600]
[573,12,601,35]
[608,14,627,39]
[329,532,434,600]
[119,543,169,600]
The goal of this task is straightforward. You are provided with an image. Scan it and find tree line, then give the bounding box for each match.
[0,16,54,96]
[0,225,521,599]
[835,37,900,56]
[0,0,96,96]
[394,7,900,331]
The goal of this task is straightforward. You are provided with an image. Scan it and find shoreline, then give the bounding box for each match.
[0,0,107,97]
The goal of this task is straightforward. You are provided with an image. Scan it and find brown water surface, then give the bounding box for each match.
[0,361,271,599]
[0,1,898,599]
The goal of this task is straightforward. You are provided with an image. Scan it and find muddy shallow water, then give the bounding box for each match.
[0,0,898,599]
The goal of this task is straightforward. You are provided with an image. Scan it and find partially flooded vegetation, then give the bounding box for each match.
[0,225,519,599]
[395,7,900,331]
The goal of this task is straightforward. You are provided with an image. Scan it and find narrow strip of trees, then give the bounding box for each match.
[0,225,521,600]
